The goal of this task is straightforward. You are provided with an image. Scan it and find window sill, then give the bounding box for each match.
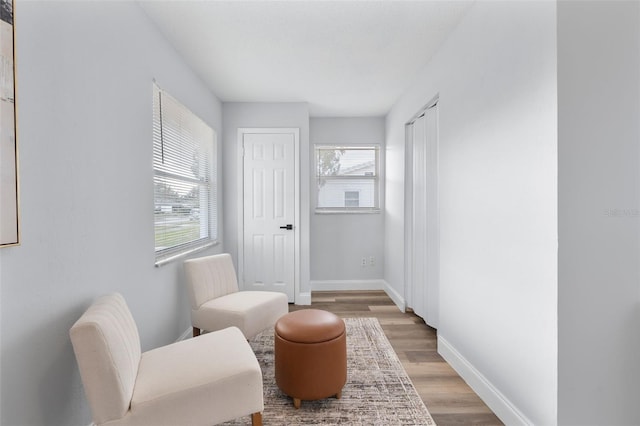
[315,208,381,215]
[154,240,219,267]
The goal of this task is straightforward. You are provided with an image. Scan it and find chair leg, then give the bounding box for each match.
[192,327,200,337]
[251,412,262,426]
[293,398,301,409]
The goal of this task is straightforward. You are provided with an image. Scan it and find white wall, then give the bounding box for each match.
[558,1,640,424]
[0,3,223,425]
[222,103,311,299]
[310,117,385,285]
[385,2,557,424]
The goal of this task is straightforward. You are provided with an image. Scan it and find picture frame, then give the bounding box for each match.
[0,0,18,247]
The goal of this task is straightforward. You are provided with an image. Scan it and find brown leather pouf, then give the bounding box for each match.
[274,309,347,409]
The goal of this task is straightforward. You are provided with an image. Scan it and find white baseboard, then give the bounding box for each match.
[310,279,385,292]
[296,291,312,305]
[438,336,532,426]
[382,280,406,313]
[177,327,191,342]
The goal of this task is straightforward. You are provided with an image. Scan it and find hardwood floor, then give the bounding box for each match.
[290,290,503,426]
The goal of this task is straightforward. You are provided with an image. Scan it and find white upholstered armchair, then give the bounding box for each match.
[184,253,289,339]
[70,293,264,426]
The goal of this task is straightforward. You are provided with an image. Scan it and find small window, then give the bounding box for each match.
[315,146,379,212]
[153,84,217,263]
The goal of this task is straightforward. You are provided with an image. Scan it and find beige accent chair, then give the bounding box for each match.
[70,293,264,426]
[184,253,289,339]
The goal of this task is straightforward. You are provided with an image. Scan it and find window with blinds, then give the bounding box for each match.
[153,84,216,262]
[315,145,380,212]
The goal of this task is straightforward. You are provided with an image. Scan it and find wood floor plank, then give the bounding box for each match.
[375,317,417,325]
[404,350,447,363]
[388,338,438,351]
[431,413,504,425]
[309,297,336,303]
[368,304,403,312]
[425,393,495,414]
[295,290,503,426]
[402,361,458,377]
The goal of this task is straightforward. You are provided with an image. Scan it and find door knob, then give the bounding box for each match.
[279,224,293,230]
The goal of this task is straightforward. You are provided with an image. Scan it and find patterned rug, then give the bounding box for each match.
[223,317,436,425]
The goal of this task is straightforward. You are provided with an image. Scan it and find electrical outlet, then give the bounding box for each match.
[361,257,367,267]
[370,256,375,266]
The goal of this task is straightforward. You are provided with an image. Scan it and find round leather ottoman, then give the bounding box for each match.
[274,309,347,409]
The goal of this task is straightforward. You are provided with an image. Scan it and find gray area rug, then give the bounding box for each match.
[223,317,436,425]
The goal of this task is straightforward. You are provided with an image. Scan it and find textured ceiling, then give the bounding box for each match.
[139,1,473,117]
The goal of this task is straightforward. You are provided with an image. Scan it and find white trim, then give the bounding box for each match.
[176,327,192,342]
[438,336,532,426]
[382,280,406,313]
[311,279,385,291]
[314,208,381,215]
[403,121,414,311]
[154,241,218,267]
[407,94,440,126]
[296,291,312,305]
[237,128,300,304]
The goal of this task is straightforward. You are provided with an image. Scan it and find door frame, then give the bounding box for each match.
[237,128,300,303]
[404,96,440,327]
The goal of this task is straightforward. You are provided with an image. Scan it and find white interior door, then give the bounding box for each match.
[240,130,297,302]
[408,102,439,328]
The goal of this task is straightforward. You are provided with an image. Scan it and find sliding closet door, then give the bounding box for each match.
[408,102,439,328]
[423,103,439,328]
[411,115,428,319]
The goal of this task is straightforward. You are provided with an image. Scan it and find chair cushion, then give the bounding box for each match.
[122,327,263,426]
[184,253,240,310]
[192,291,289,339]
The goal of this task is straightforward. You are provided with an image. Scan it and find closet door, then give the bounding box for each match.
[409,103,439,328]
[411,115,428,320]
[424,104,439,328]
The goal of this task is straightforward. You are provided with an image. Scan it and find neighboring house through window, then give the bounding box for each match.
[344,191,360,207]
[315,145,380,212]
[153,83,217,264]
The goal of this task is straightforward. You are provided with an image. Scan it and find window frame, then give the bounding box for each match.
[314,145,381,214]
[153,84,218,266]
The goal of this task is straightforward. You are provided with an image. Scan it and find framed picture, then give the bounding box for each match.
[0,0,18,247]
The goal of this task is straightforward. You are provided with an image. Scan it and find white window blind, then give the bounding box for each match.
[153,84,216,262]
[315,146,379,212]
